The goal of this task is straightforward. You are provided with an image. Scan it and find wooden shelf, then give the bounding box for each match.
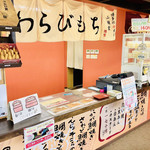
[0,25,20,32]
[0,61,22,68]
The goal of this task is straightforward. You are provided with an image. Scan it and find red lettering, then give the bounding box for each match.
[141,26,145,30]
[141,26,150,31]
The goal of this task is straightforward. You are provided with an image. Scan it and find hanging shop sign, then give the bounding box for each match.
[13,0,117,42]
[8,93,41,124]
[132,18,150,32]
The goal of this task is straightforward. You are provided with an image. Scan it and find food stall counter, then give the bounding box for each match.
[0,86,150,150]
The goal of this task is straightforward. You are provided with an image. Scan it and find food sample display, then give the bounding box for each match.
[39,89,99,116]
[49,105,68,113]
[48,98,97,116]
[66,101,82,108]
[79,98,94,104]
[121,33,150,87]
[40,98,69,109]
[0,43,22,68]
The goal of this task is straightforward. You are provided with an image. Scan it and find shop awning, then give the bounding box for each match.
[91,0,150,14]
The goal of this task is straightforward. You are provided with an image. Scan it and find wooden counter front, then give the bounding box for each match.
[0,86,150,150]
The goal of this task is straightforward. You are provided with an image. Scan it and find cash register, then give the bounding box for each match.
[96,72,134,91]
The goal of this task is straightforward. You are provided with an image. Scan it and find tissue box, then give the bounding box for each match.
[107,90,122,99]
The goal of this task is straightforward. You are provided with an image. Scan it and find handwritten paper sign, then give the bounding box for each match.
[121,76,137,112]
[24,119,54,150]
[99,100,126,141]
[9,93,41,124]
[101,7,117,41]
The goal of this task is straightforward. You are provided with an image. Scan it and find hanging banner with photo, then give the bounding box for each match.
[84,3,101,41]
[37,0,63,42]
[121,76,138,112]
[14,0,38,42]
[101,7,117,41]
[63,0,84,41]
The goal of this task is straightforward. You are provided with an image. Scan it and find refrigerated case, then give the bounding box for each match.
[121,33,150,87]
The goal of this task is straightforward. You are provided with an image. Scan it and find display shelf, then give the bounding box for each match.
[0,42,22,68]
[0,25,20,32]
[0,36,14,43]
[121,33,150,87]
[0,61,22,68]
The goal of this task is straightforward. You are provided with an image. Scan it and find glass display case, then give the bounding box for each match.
[121,33,150,87]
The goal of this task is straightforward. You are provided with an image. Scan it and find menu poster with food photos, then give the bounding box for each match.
[8,94,41,124]
[121,76,137,112]
[24,119,54,150]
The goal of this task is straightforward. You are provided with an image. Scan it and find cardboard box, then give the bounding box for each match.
[107,90,122,99]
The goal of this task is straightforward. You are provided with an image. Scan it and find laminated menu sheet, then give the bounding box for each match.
[48,98,97,116]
